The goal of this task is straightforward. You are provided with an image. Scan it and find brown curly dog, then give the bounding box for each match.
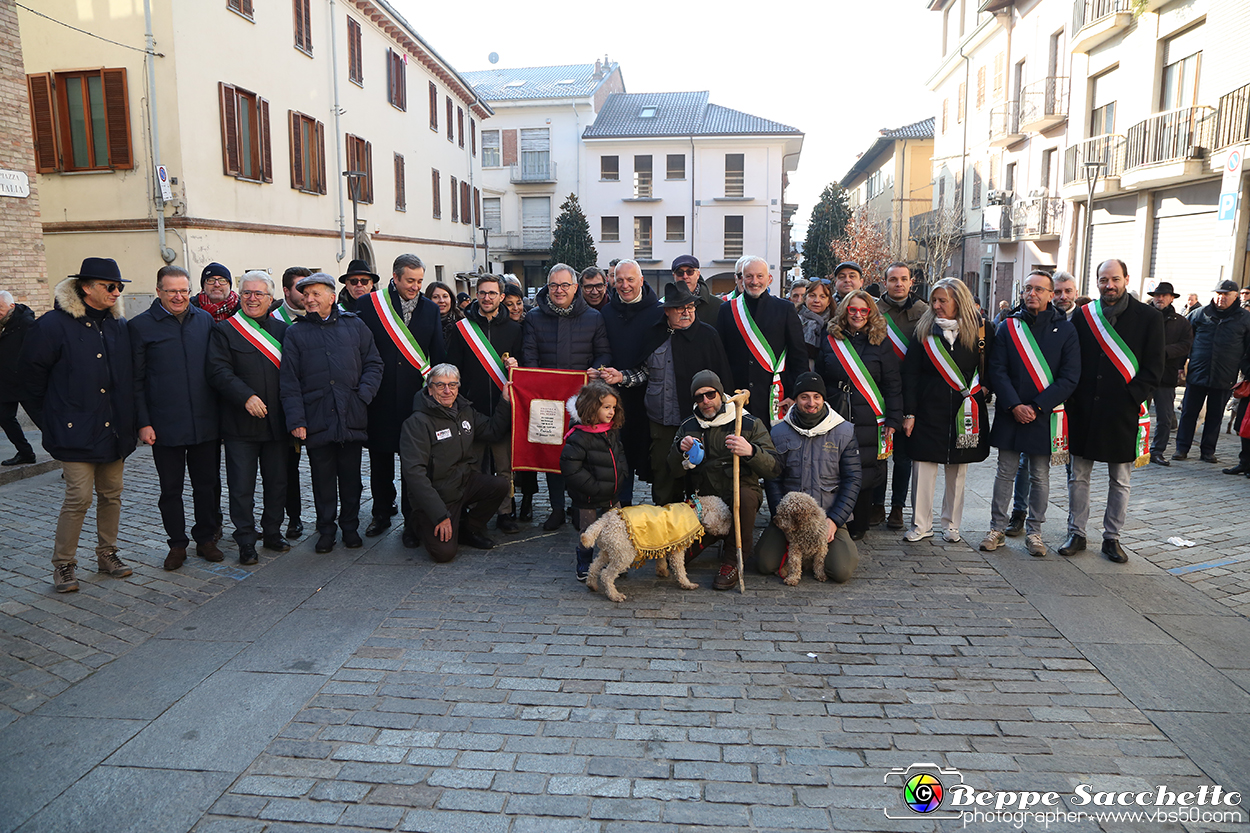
[772,491,830,586]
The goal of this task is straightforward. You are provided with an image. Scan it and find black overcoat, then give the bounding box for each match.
[816,330,903,489]
[205,314,289,443]
[902,330,991,465]
[986,305,1081,456]
[601,283,664,480]
[0,303,36,403]
[715,292,806,423]
[129,299,219,447]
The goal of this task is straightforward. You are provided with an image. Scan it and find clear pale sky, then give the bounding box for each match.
[392,0,941,236]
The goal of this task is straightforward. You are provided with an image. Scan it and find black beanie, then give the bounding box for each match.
[690,369,725,399]
[794,371,826,398]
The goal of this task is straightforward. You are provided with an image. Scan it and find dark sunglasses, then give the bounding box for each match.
[694,389,720,402]
[346,277,372,286]
[674,267,698,276]
[93,282,125,293]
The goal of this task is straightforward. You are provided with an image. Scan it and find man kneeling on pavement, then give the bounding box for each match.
[400,363,512,562]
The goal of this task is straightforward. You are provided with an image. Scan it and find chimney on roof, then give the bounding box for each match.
[592,59,603,79]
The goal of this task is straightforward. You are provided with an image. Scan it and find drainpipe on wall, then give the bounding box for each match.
[329,0,347,262]
[958,41,971,282]
[143,0,175,264]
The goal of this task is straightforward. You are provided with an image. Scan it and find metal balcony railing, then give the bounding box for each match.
[1073,0,1132,35]
[1019,77,1069,129]
[1010,197,1064,239]
[989,101,1024,145]
[1063,133,1127,185]
[1125,106,1216,170]
[510,159,557,183]
[1215,83,1250,149]
[519,229,552,250]
[909,209,940,240]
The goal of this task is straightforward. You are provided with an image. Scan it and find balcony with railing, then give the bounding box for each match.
[510,159,557,184]
[1060,133,1126,200]
[1019,77,1069,132]
[1121,106,1215,189]
[1071,0,1132,53]
[989,102,1025,147]
[1215,83,1250,150]
[909,209,940,241]
[1010,197,1064,241]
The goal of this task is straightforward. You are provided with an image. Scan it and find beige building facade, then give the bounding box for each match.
[20,0,488,304]
[841,117,935,267]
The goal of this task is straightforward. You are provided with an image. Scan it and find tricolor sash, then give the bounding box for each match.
[370,290,431,374]
[456,318,508,391]
[730,296,786,423]
[1006,318,1068,465]
[884,315,910,361]
[226,311,282,368]
[271,305,295,324]
[827,335,892,459]
[1082,300,1149,466]
[923,335,982,448]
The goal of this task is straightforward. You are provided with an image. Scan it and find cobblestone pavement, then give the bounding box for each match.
[0,433,1248,832]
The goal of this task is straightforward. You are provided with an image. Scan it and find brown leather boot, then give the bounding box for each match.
[164,546,187,571]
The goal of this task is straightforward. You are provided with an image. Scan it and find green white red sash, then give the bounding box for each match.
[923,335,982,448]
[370,289,431,374]
[456,318,508,390]
[1006,318,1068,465]
[730,296,786,423]
[271,305,294,324]
[226,311,282,368]
[884,315,910,361]
[1082,300,1149,465]
[827,335,891,459]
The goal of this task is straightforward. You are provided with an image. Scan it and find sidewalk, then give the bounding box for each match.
[0,433,1247,832]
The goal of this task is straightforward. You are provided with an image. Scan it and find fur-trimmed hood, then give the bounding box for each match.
[53,277,125,320]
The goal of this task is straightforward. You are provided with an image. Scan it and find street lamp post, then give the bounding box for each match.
[1082,159,1107,297]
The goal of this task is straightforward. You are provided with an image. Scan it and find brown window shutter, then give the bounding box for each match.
[429,82,438,130]
[474,187,481,227]
[446,98,453,141]
[100,68,132,169]
[462,182,470,224]
[502,129,517,166]
[347,20,357,82]
[258,96,272,182]
[432,169,440,218]
[395,153,405,210]
[450,175,458,222]
[386,50,392,104]
[457,107,464,148]
[289,110,303,189]
[315,120,326,194]
[976,66,985,110]
[27,73,59,173]
[241,0,253,17]
[364,140,373,203]
[219,82,240,176]
[293,0,304,48]
[471,119,476,156]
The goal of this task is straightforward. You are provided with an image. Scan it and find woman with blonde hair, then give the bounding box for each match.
[817,290,902,541]
[901,278,992,543]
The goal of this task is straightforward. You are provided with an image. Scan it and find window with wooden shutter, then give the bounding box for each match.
[432,169,441,218]
[450,175,458,222]
[387,49,406,111]
[976,66,986,110]
[481,130,500,166]
[461,181,471,224]
[347,17,363,85]
[219,81,271,182]
[345,134,372,204]
[474,187,481,227]
[994,53,1005,100]
[470,119,476,156]
[958,82,966,122]
[293,0,312,53]
[395,153,406,211]
[446,97,453,142]
[429,82,438,131]
[457,107,464,148]
[29,68,134,173]
[288,110,325,194]
[228,0,254,20]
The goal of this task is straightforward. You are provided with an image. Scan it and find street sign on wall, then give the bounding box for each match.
[1218,146,1243,230]
[0,169,30,198]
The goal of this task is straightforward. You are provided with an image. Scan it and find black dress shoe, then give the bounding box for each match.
[542,508,566,531]
[365,517,390,537]
[388,503,399,517]
[1200,455,1220,464]
[459,528,496,549]
[343,530,363,548]
[286,519,304,538]
[1057,533,1086,557]
[1171,451,1188,461]
[1150,453,1171,467]
[402,529,418,548]
[262,534,290,552]
[1222,464,1250,475]
[1102,539,1128,563]
[315,533,335,553]
[238,543,259,565]
[849,529,865,541]
[1,452,36,466]
[496,513,520,534]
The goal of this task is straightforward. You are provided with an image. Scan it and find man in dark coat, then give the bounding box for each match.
[671,255,722,326]
[355,253,444,544]
[596,259,663,505]
[1062,259,1164,563]
[21,259,138,592]
[270,266,310,538]
[1173,279,1250,464]
[1145,282,1192,466]
[979,271,1080,557]
[280,273,383,553]
[400,364,512,562]
[0,291,42,465]
[206,271,290,565]
[131,265,223,570]
[874,262,928,530]
[338,258,379,313]
[522,262,612,530]
[191,262,240,322]
[715,255,806,425]
[445,274,522,531]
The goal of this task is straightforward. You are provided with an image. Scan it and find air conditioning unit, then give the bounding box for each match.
[1028,187,1049,198]
[986,189,1013,206]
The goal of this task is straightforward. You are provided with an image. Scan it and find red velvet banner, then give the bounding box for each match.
[510,367,588,473]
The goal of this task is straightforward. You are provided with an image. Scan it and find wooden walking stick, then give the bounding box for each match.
[726,389,751,594]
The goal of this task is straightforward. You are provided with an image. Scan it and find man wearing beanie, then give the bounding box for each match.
[669,370,781,590]
[757,371,862,582]
[192,262,240,321]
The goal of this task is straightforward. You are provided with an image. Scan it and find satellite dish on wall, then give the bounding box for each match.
[488,52,499,64]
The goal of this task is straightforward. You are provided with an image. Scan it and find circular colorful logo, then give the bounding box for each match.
[903,772,944,814]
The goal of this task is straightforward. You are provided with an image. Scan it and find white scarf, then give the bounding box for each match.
[694,400,737,429]
[935,317,960,347]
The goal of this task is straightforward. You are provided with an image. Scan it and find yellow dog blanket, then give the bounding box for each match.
[620,501,706,568]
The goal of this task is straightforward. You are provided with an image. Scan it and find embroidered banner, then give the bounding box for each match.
[510,367,588,473]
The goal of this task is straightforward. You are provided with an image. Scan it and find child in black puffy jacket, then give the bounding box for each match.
[561,380,627,581]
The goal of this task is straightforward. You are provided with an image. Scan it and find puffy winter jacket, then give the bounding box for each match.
[561,422,627,510]
[769,405,861,527]
[129,299,219,447]
[399,389,511,524]
[521,287,611,370]
[0,302,36,403]
[20,278,138,463]
[279,308,383,447]
[1186,302,1250,389]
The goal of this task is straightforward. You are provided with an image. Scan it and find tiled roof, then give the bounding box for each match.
[881,117,935,140]
[583,92,801,139]
[839,117,936,186]
[461,63,619,101]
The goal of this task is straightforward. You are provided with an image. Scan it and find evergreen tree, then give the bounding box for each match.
[801,184,851,279]
[549,194,598,272]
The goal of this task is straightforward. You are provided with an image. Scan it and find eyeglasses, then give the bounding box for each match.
[241,290,271,298]
[548,282,575,292]
[674,268,698,276]
[581,283,606,292]
[160,289,190,297]
[846,307,871,317]
[1022,285,1053,294]
[347,277,372,286]
[694,389,720,402]
[204,277,231,286]
[430,381,460,390]
[477,289,500,297]
[672,305,696,314]
[92,282,125,293]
